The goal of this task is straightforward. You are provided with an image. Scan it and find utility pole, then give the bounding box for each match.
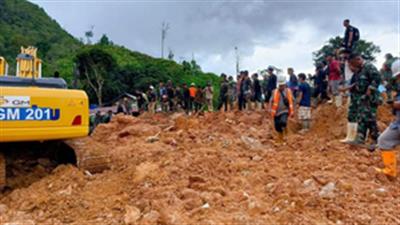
[235,46,240,76]
[161,22,169,59]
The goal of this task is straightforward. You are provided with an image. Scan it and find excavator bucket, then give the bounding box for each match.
[64,138,110,173]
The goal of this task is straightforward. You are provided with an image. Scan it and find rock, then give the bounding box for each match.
[248,197,264,215]
[142,210,160,224]
[303,179,313,187]
[319,182,336,199]
[241,136,262,149]
[302,179,318,194]
[201,203,210,209]
[84,170,93,177]
[124,205,141,224]
[252,155,262,161]
[58,185,73,196]
[146,135,160,143]
[265,183,275,193]
[336,220,344,225]
[163,125,175,132]
[225,119,234,124]
[375,187,387,197]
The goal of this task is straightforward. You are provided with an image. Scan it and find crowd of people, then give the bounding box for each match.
[92,19,399,179]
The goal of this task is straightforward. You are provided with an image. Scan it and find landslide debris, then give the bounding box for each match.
[1,104,399,225]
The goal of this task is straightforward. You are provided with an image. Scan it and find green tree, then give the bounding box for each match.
[167,49,174,60]
[313,36,381,64]
[85,26,94,45]
[190,59,202,73]
[99,34,112,46]
[75,47,116,106]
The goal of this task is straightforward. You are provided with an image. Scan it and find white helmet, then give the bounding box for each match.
[391,59,400,77]
[277,75,287,85]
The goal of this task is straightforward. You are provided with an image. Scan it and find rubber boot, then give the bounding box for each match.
[302,121,308,131]
[340,123,352,143]
[348,123,358,142]
[375,151,397,178]
[335,95,342,107]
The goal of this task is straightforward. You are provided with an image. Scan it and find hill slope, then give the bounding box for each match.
[0,0,81,75]
[0,0,220,105]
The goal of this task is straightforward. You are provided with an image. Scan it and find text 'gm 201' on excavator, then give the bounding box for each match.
[0,47,109,190]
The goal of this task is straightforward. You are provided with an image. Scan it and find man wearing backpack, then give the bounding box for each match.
[342,19,360,52]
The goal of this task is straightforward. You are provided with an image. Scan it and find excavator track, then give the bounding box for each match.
[64,138,110,174]
[0,152,5,190]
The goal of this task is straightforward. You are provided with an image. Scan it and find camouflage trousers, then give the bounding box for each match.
[347,96,360,123]
[357,106,379,142]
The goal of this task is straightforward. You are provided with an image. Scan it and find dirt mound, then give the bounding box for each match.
[1,105,399,224]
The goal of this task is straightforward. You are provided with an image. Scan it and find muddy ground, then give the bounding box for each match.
[0,104,399,225]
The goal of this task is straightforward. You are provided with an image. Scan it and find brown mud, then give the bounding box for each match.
[0,104,399,225]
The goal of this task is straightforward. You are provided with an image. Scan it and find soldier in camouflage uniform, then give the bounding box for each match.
[381,54,397,102]
[340,68,361,143]
[356,87,381,143]
[347,53,381,145]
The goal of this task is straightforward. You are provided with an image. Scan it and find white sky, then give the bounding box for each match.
[31,0,400,76]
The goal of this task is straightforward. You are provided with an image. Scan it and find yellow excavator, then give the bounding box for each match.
[0,47,109,190]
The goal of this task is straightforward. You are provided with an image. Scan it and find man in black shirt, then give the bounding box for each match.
[313,62,329,105]
[252,73,262,109]
[342,19,359,52]
[166,80,175,112]
[217,73,229,112]
[266,66,277,103]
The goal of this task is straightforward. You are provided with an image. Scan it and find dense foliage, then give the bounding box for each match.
[0,0,81,76]
[75,44,221,105]
[313,36,381,65]
[1,0,221,105]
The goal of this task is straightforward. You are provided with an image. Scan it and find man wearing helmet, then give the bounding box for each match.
[269,74,294,143]
[375,59,400,178]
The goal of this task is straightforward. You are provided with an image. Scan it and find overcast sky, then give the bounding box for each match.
[31,0,399,75]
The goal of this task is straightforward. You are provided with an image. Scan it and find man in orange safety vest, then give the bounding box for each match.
[269,74,295,143]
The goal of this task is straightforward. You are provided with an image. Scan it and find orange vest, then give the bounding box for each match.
[189,87,197,98]
[271,89,294,117]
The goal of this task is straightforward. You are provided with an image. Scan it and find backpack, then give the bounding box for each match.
[353,26,360,41]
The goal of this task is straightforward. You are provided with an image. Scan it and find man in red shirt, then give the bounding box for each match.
[327,54,343,107]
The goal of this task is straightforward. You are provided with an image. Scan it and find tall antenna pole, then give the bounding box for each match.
[161,22,170,59]
[235,46,240,75]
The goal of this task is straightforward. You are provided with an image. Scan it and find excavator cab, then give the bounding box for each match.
[16,46,42,78]
[0,47,109,190]
[0,57,8,76]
